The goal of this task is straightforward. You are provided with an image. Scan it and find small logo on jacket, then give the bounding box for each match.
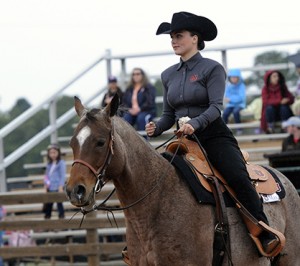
[189,74,198,82]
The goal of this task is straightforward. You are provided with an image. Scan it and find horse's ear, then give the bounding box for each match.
[74,96,87,117]
[104,94,119,117]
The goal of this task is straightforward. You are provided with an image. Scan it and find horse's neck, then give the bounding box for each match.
[113,122,172,204]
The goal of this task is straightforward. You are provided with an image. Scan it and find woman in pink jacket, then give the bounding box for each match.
[260,70,294,133]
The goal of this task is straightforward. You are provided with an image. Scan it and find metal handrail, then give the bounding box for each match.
[0,55,107,139]
[0,53,108,192]
[1,90,104,170]
[1,39,300,192]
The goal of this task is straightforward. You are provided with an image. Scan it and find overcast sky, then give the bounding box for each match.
[0,0,299,111]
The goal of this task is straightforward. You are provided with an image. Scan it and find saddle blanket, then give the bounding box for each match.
[161,152,285,207]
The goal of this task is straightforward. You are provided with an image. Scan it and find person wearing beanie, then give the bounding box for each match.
[282,116,300,151]
[101,75,123,108]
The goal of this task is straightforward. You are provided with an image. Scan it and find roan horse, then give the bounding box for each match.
[66,95,300,266]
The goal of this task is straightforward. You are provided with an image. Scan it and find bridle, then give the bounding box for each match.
[70,123,178,218]
[72,127,115,194]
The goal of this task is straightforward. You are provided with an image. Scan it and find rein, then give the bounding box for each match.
[76,133,183,217]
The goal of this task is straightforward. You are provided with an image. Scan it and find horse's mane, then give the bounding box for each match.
[83,107,155,154]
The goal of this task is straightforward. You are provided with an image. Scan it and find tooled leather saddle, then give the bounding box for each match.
[165,136,280,196]
[163,136,286,259]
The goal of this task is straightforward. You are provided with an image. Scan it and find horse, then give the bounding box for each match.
[65,95,300,266]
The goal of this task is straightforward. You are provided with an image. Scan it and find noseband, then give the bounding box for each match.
[72,128,114,193]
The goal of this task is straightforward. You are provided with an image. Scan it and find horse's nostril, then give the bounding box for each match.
[75,185,86,200]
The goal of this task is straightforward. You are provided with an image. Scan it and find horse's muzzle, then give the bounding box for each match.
[65,184,91,207]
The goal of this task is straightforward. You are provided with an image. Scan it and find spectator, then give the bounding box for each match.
[101,75,123,108]
[222,68,246,134]
[281,116,300,152]
[122,67,156,131]
[43,144,66,219]
[260,70,294,134]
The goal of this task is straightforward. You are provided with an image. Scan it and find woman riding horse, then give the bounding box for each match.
[145,11,281,254]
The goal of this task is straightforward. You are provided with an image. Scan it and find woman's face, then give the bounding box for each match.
[270,72,280,85]
[132,69,143,84]
[170,30,197,57]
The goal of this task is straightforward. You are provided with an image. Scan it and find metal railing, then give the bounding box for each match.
[0,40,299,192]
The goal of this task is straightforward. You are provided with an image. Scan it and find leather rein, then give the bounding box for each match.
[71,124,178,216]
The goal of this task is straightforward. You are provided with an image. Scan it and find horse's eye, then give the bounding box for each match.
[96,139,105,147]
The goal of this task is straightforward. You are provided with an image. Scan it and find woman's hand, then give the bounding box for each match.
[281,98,289,104]
[177,123,195,135]
[129,106,140,115]
[145,122,156,136]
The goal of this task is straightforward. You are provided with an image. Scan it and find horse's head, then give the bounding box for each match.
[65,95,120,207]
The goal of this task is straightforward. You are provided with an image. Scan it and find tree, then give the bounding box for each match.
[4,95,77,179]
[245,50,298,89]
[9,98,31,119]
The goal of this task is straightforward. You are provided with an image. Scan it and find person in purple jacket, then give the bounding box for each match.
[43,144,66,219]
[145,11,281,255]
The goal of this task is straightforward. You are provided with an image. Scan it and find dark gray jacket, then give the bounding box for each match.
[153,52,226,136]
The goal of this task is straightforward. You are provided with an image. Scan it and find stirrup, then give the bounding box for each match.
[122,246,131,266]
[249,221,285,258]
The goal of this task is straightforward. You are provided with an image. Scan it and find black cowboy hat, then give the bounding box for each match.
[156,11,217,41]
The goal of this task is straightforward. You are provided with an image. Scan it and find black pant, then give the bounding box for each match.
[43,190,65,219]
[194,117,268,224]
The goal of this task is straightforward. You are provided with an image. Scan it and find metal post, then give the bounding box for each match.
[105,49,112,79]
[120,58,127,91]
[0,137,7,192]
[221,50,228,71]
[49,100,58,144]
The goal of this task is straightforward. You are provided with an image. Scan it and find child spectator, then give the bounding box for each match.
[43,144,66,219]
[222,68,246,134]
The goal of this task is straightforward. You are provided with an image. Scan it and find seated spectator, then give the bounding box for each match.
[101,75,123,108]
[281,116,300,152]
[222,68,246,134]
[122,68,156,131]
[260,70,294,134]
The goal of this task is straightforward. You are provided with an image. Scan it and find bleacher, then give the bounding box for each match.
[6,120,289,192]
[2,119,297,265]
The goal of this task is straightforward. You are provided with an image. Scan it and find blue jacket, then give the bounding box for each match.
[45,160,66,191]
[224,69,246,109]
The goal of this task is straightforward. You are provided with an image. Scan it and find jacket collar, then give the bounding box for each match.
[177,52,202,71]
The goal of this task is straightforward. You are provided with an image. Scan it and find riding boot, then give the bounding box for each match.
[194,117,283,256]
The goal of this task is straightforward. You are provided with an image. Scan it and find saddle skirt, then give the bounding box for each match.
[165,137,279,196]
